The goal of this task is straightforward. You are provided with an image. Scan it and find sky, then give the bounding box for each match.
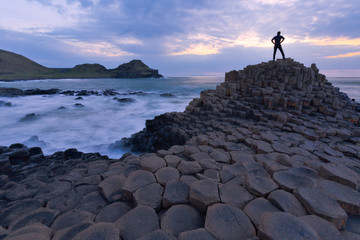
[0,0,359,77]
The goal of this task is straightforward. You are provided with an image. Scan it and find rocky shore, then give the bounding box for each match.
[1,59,360,239]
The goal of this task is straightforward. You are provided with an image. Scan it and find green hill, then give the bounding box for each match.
[0,49,162,80]
[0,49,58,80]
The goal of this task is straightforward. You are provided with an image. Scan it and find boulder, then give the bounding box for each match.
[141,155,166,173]
[77,191,107,215]
[205,203,256,240]
[273,170,316,191]
[319,163,360,190]
[46,191,82,214]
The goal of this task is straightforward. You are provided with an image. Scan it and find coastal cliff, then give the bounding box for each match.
[0,49,162,80]
[1,59,360,239]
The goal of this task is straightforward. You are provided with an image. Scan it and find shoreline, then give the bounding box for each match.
[1,58,360,239]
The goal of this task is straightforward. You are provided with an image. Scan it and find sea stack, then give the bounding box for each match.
[1,59,360,239]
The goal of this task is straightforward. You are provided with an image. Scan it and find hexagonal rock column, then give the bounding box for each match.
[162,180,190,208]
[178,228,216,240]
[319,163,360,190]
[141,155,166,173]
[219,181,254,209]
[273,171,316,191]
[160,204,204,237]
[121,170,156,200]
[115,205,159,240]
[243,197,281,227]
[189,180,220,212]
[268,189,307,216]
[243,175,278,197]
[318,180,360,216]
[258,212,321,240]
[205,203,256,240]
[133,183,164,211]
[294,187,348,230]
[73,222,119,240]
[300,215,343,240]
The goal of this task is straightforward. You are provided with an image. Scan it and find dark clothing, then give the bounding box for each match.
[273,44,285,60]
[271,35,285,45]
[272,34,285,60]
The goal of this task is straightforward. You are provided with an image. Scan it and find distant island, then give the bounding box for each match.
[0,49,163,81]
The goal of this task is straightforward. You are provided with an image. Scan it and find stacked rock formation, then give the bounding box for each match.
[1,59,360,239]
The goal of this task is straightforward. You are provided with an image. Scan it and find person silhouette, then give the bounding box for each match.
[271,31,285,61]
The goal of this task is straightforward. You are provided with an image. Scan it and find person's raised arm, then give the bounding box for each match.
[271,37,275,44]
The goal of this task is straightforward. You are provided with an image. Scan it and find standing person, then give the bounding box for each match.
[271,31,285,61]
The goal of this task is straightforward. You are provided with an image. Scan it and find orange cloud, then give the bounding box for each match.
[325,51,360,59]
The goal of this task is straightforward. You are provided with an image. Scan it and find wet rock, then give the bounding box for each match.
[133,183,164,211]
[258,212,321,240]
[294,187,348,230]
[64,148,83,160]
[51,209,94,231]
[205,203,256,240]
[189,179,220,212]
[95,202,132,223]
[161,204,204,237]
[73,222,119,240]
[268,189,307,216]
[243,197,281,227]
[115,205,159,240]
[9,149,30,165]
[162,180,190,208]
[300,214,343,240]
[5,179,44,201]
[0,157,12,176]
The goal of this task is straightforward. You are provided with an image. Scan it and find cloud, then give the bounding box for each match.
[325,52,360,59]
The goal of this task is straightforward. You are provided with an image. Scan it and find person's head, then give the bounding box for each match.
[277,31,281,35]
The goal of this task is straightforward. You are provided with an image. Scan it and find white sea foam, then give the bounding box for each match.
[0,77,223,158]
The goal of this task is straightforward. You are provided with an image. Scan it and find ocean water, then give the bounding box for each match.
[0,76,359,158]
[0,77,223,158]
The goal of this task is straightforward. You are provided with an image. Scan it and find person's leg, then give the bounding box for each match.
[279,45,285,59]
[273,45,277,60]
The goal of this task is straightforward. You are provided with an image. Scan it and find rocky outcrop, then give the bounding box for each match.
[122,58,360,152]
[1,59,360,239]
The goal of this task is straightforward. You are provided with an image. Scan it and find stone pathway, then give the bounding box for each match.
[1,59,360,239]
